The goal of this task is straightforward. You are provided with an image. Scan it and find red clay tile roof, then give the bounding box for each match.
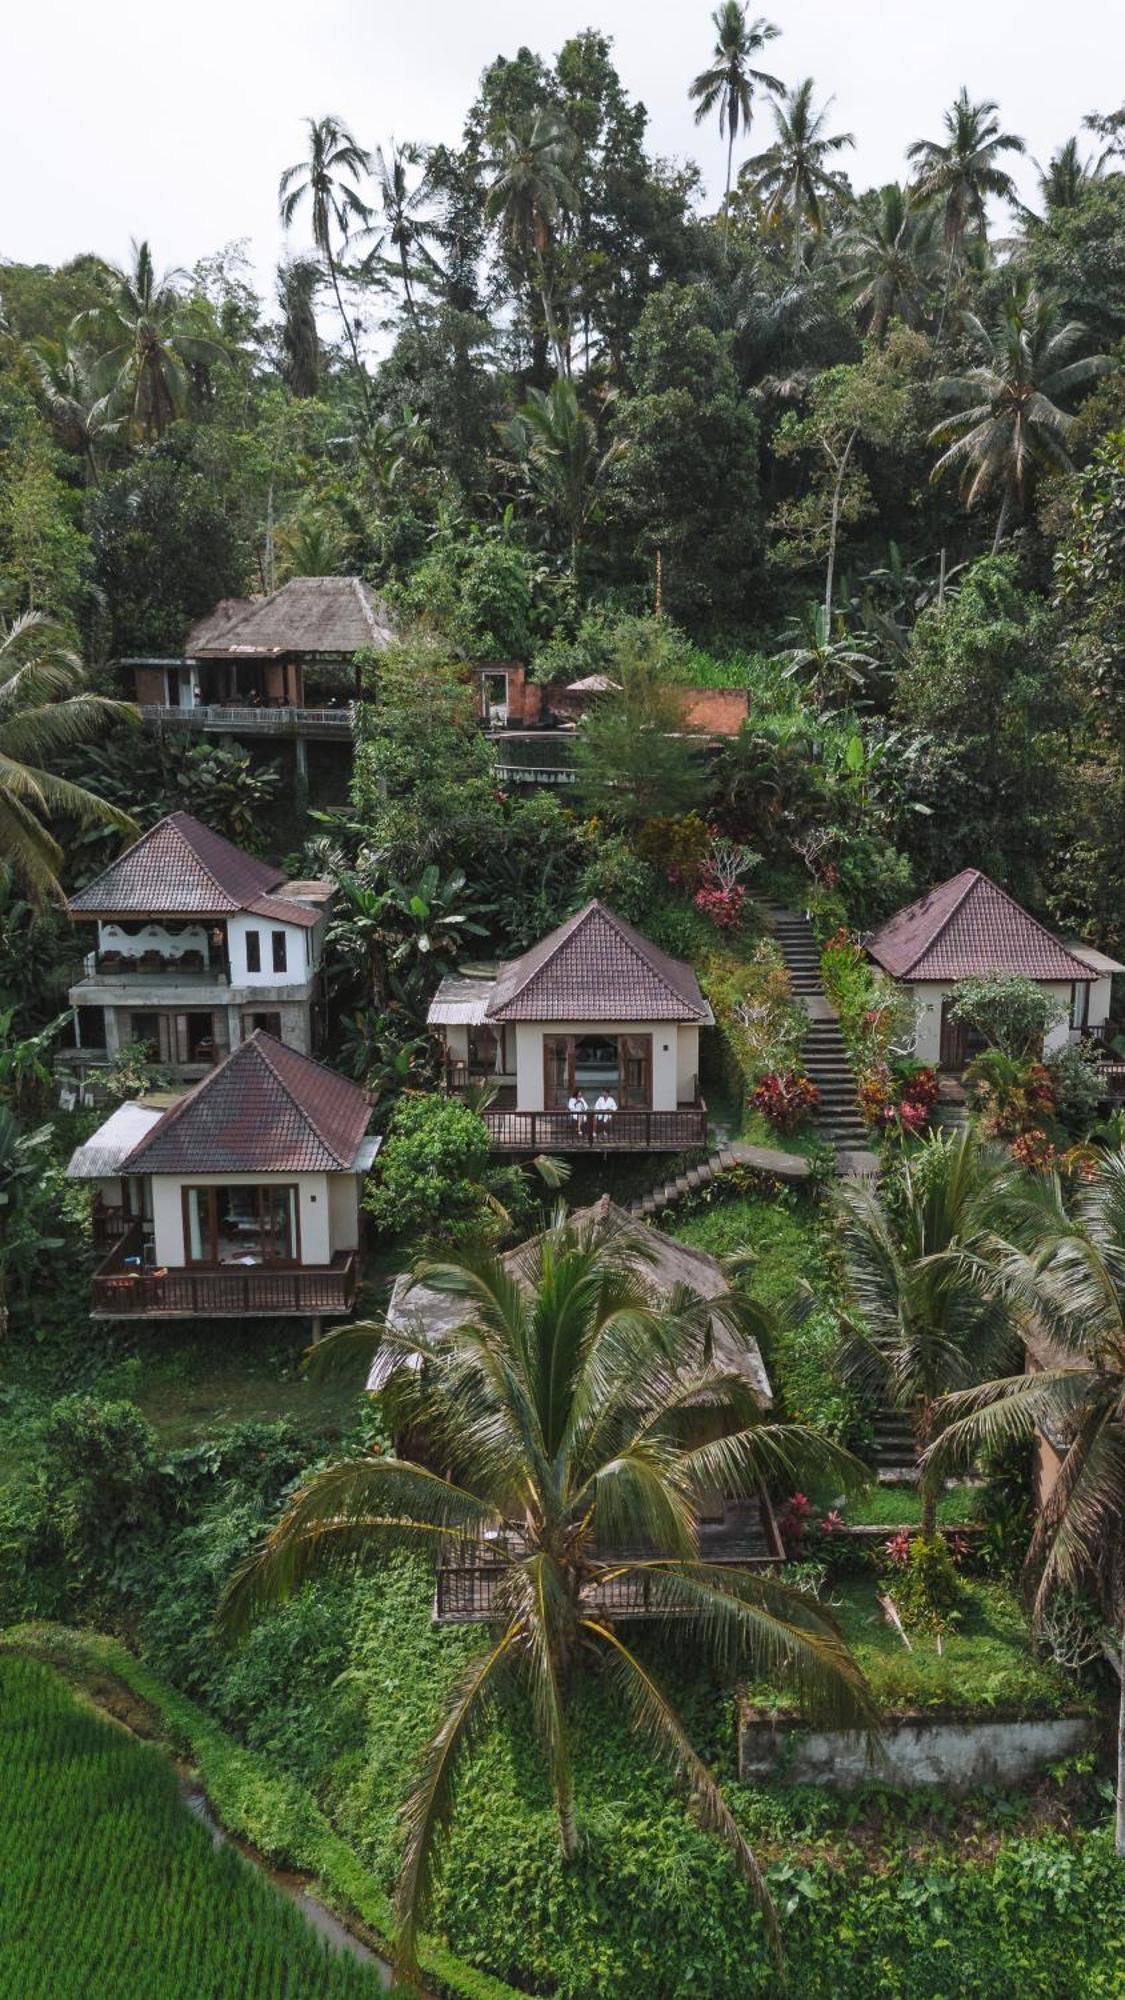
[867,870,1094,983]
[486,901,710,1023]
[70,814,296,919]
[123,1033,371,1174]
[186,577,394,658]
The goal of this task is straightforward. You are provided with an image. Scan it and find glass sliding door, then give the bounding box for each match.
[619,1034,652,1108]
[543,1035,572,1109]
[183,1185,299,1265]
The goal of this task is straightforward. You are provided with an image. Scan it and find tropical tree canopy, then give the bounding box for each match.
[220,1208,876,1973]
[74,241,227,442]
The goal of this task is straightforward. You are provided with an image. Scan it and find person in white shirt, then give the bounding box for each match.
[567,1089,591,1138]
[594,1089,617,1133]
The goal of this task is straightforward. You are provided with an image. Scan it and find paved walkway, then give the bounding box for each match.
[629,1140,809,1218]
[763,904,881,1183]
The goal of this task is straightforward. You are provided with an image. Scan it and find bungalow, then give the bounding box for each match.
[428,900,712,1151]
[61,812,331,1086]
[68,1032,377,1324]
[374,1196,782,1621]
[865,869,1121,1070]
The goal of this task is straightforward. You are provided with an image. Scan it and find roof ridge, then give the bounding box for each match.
[250,1032,351,1165]
[165,812,238,910]
[963,872,1093,976]
[899,869,980,976]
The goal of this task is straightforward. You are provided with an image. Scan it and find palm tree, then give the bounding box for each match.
[276,258,321,398]
[74,242,227,442]
[499,378,622,589]
[485,110,578,376]
[279,117,375,407]
[689,4,783,247]
[25,334,118,482]
[745,80,855,255]
[928,279,1110,547]
[374,141,444,326]
[907,91,1024,341]
[0,613,138,905]
[844,183,939,342]
[220,1210,876,1974]
[1034,138,1094,217]
[836,1128,1021,1539]
[927,1152,1125,1853]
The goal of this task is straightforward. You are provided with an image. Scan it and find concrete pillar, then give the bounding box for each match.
[295,735,308,781]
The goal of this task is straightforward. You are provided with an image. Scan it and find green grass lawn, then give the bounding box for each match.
[843,1482,985,1527]
[0,1653,384,2000]
[746,1574,1078,1719]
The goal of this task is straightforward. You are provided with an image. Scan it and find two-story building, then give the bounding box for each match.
[428,900,712,1151]
[68,1031,377,1325]
[61,812,332,1087]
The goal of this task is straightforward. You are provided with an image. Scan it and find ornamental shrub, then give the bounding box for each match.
[751,1071,820,1132]
[951,976,1068,1059]
[364,1094,529,1247]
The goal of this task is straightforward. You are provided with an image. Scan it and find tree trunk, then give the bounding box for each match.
[992,486,1012,553]
[918,1401,937,1542]
[722,128,735,252]
[327,252,371,415]
[1117,1623,1125,1859]
[824,429,858,624]
[931,239,959,369]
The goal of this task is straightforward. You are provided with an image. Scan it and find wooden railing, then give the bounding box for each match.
[141,705,352,735]
[435,1521,780,1624]
[91,1224,356,1318]
[483,1104,708,1153]
[89,949,227,980]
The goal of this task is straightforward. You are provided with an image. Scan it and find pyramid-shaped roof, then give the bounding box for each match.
[867,870,1094,983]
[123,1033,371,1175]
[68,813,312,921]
[485,901,710,1023]
[186,577,394,658]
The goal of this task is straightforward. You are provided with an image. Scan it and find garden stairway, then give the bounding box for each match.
[763,904,879,1179]
[872,1409,920,1485]
[629,1140,810,1219]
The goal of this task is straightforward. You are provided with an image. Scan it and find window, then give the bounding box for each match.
[183,1185,298,1265]
[243,1010,282,1040]
[245,930,261,973]
[271,930,288,974]
[175,1012,218,1065]
[129,1012,164,1062]
[543,1035,572,1110]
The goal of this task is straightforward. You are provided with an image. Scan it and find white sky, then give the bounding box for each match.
[3,0,1121,302]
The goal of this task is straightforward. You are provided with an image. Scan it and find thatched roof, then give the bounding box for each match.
[187,577,395,659]
[372,1197,772,1404]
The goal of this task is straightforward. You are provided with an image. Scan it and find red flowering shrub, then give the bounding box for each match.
[883,1529,912,1567]
[751,1070,820,1132]
[777,1491,812,1551]
[858,1061,940,1137]
[1010,1127,1059,1171]
[694,880,747,930]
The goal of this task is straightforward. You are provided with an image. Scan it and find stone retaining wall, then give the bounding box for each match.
[739,1710,1093,1790]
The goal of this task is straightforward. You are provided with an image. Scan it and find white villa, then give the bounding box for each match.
[866,868,1122,1069]
[68,1033,378,1323]
[427,900,712,1151]
[61,813,332,1087]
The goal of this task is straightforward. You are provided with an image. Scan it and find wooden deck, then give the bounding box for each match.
[483,1104,708,1153]
[91,1223,357,1320]
[434,1501,782,1623]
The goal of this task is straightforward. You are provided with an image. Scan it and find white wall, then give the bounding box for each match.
[150,1170,335,1267]
[908,979,1080,1065]
[328,1174,361,1252]
[227,913,318,988]
[97,921,209,962]
[1088,975,1113,1030]
[676,1026,700,1102]
[513,1022,682,1112]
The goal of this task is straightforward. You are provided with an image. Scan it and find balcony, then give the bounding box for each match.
[86,947,228,983]
[140,704,352,739]
[480,1100,708,1153]
[435,1500,782,1623]
[91,1223,357,1320]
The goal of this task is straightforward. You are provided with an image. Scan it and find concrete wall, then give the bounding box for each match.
[739,1710,1093,1790]
[679,689,749,735]
[676,1025,700,1101]
[227,912,318,988]
[150,1170,335,1267]
[327,1173,362,1252]
[513,1021,682,1112]
[908,979,1077,1065]
[97,920,210,963]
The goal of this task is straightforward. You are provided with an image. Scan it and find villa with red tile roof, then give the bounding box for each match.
[866,869,1122,1069]
[61,813,332,1087]
[67,1034,379,1324]
[427,901,712,1151]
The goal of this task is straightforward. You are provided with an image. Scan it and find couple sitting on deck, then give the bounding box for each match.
[567,1088,618,1139]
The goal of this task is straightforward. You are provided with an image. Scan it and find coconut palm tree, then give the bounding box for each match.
[836,1128,1021,1539]
[745,80,855,255]
[374,141,444,326]
[689,4,783,247]
[0,613,138,905]
[499,378,622,589]
[1034,138,1094,217]
[928,279,1110,547]
[907,91,1024,341]
[279,116,375,407]
[73,242,227,442]
[927,1151,1125,1853]
[844,183,939,342]
[24,334,119,483]
[220,1209,876,1975]
[485,109,579,376]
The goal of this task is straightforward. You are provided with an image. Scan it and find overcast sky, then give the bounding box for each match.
[3,0,1121,301]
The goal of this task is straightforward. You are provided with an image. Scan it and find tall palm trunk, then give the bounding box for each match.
[326,250,371,414]
[824,428,858,623]
[917,1400,938,1542]
[722,124,736,251]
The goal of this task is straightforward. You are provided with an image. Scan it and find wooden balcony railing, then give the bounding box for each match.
[141,705,352,735]
[91,1224,357,1319]
[483,1103,708,1153]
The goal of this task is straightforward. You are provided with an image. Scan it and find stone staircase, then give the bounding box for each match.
[764,905,875,1167]
[629,1140,810,1219]
[871,1409,920,1485]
